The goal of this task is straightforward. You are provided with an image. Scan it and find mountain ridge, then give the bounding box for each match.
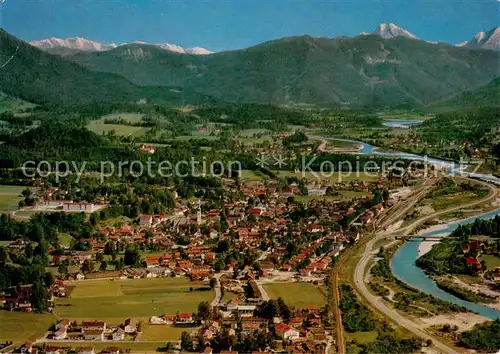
[30,37,214,55]
[2,28,500,108]
[30,23,500,56]
[0,29,216,107]
[429,77,500,110]
[66,34,500,107]
[457,27,500,51]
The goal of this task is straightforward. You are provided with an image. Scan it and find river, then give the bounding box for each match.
[312,135,500,319]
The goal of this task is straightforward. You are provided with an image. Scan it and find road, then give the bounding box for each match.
[331,263,345,354]
[397,177,498,234]
[353,177,498,354]
[354,235,458,354]
[255,280,270,301]
[210,272,227,306]
[328,180,437,354]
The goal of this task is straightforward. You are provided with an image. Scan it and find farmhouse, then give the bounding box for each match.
[81,321,106,341]
[177,312,194,324]
[112,328,125,341]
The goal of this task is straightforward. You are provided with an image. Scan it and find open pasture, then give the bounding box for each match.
[86,113,147,137]
[263,282,326,308]
[0,311,56,343]
[54,277,213,321]
[0,185,37,213]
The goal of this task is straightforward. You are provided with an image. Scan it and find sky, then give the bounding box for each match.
[1,0,499,51]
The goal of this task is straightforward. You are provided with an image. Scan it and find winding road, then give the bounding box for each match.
[353,177,498,354]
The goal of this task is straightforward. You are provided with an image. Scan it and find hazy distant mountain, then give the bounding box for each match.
[67,34,500,107]
[30,37,118,51]
[366,23,419,40]
[457,27,500,51]
[30,37,214,55]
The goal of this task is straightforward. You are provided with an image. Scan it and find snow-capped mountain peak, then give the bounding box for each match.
[30,37,117,51]
[185,46,213,55]
[31,37,214,55]
[370,23,419,40]
[457,27,500,51]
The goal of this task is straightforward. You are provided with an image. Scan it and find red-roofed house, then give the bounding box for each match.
[275,323,300,341]
[140,215,153,226]
[177,312,194,323]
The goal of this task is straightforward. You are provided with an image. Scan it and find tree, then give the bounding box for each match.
[99,260,108,272]
[115,257,124,270]
[382,189,390,202]
[0,246,8,264]
[31,279,48,312]
[58,263,69,277]
[209,277,217,289]
[95,252,104,263]
[258,300,278,319]
[277,297,291,321]
[33,237,49,266]
[104,241,116,255]
[89,213,100,227]
[124,245,141,266]
[24,243,34,259]
[42,272,54,288]
[81,259,94,274]
[197,301,211,322]
[180,331,192,351]
[22,188,32,198]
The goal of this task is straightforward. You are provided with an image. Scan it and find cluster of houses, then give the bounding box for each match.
[185,303,329,354]
[49,319,139,342]
[19,343,122,354]
[32,177,390,287]
[2,285,43,312]
[1,280,69,312]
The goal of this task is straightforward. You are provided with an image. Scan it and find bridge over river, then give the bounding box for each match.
[393,235,446,241]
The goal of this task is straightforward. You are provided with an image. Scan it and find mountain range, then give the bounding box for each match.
[0,29,216,107]
[30,37,213,56]
[1,26,499,108]
[457,27,500,51]
[65,33,500,106]
[30,23,500,55]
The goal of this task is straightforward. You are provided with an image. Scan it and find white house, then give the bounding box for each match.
[276,324,300,341]
[53,325,67,340]
[81,321,106,341]
[308,188,327,196]
[123,319,137,334]
[112,328,125,341]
